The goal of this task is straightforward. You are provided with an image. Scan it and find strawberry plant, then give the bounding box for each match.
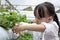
[0,12,32,28]
[0,9,33,40]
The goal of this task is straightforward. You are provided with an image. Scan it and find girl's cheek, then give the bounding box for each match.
[36,21,39,24]
[35,20,41,24]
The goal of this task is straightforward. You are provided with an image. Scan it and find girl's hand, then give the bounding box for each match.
[13,24,25,34]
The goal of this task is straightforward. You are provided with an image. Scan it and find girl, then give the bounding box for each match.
[14,2,60,40]
[0,25,19,40]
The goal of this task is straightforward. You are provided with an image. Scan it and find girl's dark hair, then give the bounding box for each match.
[34,2,60,33]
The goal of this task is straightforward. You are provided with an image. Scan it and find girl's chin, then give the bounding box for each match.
[36,22,41,24]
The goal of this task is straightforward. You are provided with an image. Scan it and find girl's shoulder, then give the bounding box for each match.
[52,21,59,29]
[41,21,59,28]
[41,21,59,31]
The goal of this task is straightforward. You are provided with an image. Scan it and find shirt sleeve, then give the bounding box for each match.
[41,22,59,36]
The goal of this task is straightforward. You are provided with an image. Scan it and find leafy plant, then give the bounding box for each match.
[18,32,33,40]
[0,9,8,12]
[0,12,32,28]
[0,11,33,40]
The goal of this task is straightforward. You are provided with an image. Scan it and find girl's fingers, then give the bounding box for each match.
[13,25,19,33]
[13,27,19,34]
[14,30,19,34]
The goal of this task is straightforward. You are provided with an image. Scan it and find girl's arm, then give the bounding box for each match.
[14,24,46,33]
[23,24,46,32]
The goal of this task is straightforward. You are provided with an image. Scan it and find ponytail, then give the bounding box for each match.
[53,13,60,33]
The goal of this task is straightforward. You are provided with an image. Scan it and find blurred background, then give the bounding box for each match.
[0,0,60,21]
[0,0,60,40]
